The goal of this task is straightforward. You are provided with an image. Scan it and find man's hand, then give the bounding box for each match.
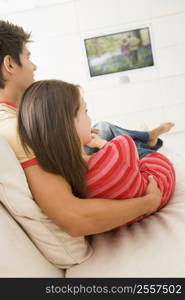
[145,175,162,214]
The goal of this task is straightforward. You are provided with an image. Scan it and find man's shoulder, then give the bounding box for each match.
[0,115,17,140]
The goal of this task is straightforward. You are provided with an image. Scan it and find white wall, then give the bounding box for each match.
[1,0,185,132]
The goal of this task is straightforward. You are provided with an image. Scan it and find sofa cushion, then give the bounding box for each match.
[66,132,185,277]
[0,137,92,269]
[0,203,64,277]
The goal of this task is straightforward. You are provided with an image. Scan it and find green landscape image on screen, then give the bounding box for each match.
[84,27,154,77]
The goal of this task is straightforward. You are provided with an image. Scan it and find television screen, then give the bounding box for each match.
[84,27,154,77]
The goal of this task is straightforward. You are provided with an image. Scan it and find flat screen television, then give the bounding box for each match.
[84,27,154,77]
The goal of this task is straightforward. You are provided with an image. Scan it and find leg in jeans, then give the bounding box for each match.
[84,121,163,158]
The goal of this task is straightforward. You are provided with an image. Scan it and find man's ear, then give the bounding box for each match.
[3,55,16,73]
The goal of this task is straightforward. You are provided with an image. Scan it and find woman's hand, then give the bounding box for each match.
[91,128,99,134]
[145,175,162,214]
[86,133,107,149]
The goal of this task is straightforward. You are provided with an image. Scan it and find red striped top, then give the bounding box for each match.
[86,135,175,226]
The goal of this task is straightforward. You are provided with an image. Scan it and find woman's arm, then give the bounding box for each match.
[24,165,161,237]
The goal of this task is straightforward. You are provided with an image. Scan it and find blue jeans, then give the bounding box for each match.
[84,121,163,159]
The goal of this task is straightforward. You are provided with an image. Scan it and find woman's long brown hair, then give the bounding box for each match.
[18,79,87,198]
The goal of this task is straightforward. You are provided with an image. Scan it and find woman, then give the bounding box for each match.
[17,79,174,234]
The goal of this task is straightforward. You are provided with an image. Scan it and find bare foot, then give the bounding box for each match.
[147,122,175,147]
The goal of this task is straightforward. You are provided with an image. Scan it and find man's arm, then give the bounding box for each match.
[24,165,161,237]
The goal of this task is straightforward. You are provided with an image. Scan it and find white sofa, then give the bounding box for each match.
[0,131,185,278]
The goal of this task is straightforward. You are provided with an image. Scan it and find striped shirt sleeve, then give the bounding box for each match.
[86,135,140,199]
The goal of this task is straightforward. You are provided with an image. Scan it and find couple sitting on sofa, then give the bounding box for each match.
[0,20,175,268]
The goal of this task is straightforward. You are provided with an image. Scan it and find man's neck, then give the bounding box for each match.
[0,85,22,104]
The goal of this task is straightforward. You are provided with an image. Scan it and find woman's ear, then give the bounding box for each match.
[3,55,15,73]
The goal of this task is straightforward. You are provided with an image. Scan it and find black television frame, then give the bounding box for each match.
[83,26,155,78]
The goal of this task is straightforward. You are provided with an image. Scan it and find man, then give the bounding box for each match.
[0,21,37,167]
[0,20,161,236]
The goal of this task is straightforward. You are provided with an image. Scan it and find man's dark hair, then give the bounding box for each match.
[0,20,31,88]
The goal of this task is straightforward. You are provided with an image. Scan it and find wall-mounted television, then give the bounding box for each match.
[84,27,154,78]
